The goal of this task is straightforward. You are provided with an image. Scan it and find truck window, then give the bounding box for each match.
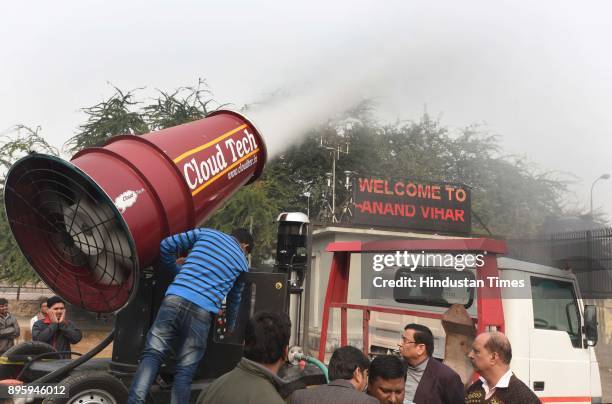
[393,267,475,308]
[530,277,581,348]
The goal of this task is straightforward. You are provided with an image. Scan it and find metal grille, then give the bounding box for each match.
[507,228,612,299]
[4,154,138,313]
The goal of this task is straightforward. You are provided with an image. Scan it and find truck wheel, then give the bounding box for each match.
[42,371,128,404]
[0,341,57,381]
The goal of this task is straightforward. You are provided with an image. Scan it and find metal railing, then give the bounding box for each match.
[320,302,477,359]
[507,227,612,299]
[0,283,52,300]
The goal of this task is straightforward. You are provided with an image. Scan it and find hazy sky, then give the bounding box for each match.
[2,0,612,220]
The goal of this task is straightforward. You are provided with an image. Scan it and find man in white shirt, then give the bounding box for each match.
[30,298,48,332]
[465,331,539,403]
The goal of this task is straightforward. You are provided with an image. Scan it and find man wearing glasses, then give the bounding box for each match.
[398,324,464,404]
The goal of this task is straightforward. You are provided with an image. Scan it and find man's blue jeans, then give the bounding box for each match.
[127,295,212,404]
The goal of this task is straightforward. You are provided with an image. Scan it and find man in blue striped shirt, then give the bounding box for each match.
[128,228,253,404]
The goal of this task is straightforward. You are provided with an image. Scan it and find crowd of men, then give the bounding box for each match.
[195,309,539,404]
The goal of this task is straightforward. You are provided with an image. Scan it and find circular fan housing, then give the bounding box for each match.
[5,155,137,313]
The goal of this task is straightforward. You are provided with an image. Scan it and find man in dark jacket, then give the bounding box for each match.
[465,331,539,404]
[290,345,377,404]
[32,296,82,359]
[399,323,464,404]
[198,311,290,404]
[0,298,20,354]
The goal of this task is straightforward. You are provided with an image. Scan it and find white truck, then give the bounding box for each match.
[316,237,602,404]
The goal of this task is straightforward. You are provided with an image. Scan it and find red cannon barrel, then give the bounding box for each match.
[4,110,266,313]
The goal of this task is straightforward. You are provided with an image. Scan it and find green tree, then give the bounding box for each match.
[65,86,148,153]
[0,125,59,284]
[144,79,228,130]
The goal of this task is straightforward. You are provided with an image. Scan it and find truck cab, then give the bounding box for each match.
[498,257,601,403]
